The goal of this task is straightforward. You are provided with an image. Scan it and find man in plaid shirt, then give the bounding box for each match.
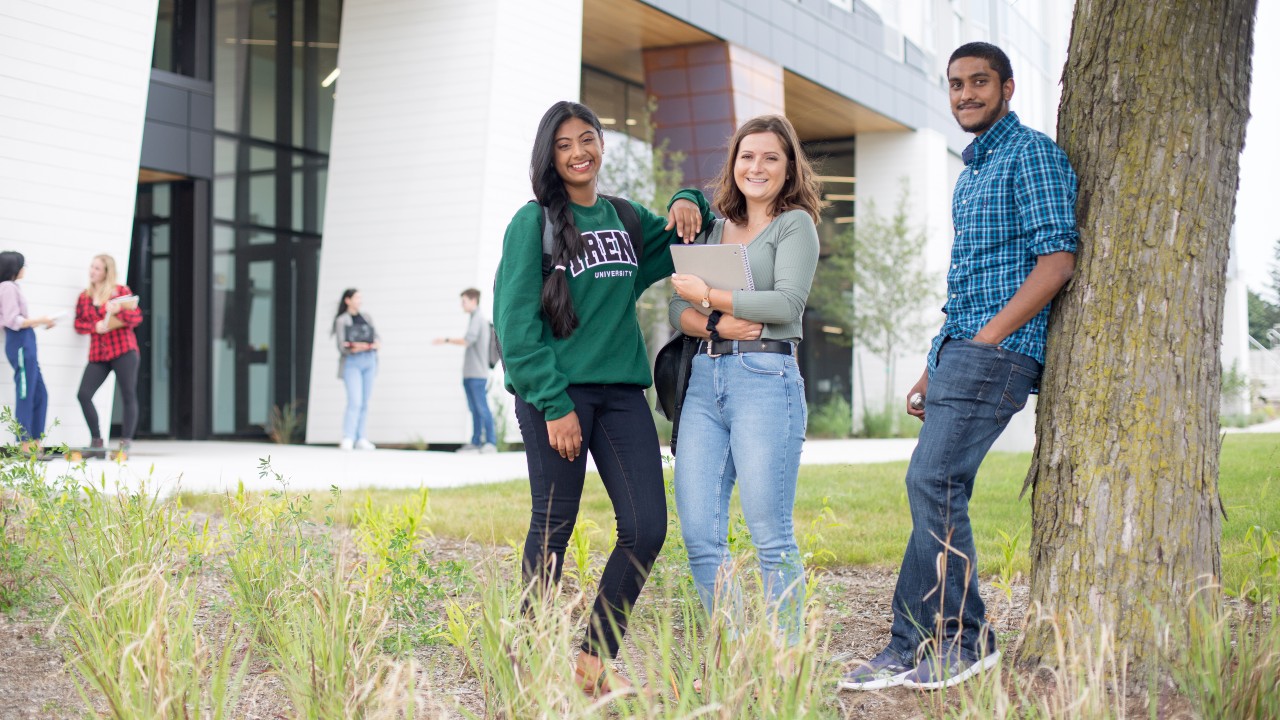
[843,42,1078,691]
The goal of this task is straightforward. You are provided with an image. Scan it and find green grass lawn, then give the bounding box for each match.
[180,434,1279,592]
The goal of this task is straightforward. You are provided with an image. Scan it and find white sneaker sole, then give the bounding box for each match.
[838,669,913,691]
[902,650,1001,690]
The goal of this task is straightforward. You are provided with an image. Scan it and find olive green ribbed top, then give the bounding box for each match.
[669,209,820,341]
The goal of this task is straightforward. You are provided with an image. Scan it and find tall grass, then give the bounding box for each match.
[447,557,838,719]
[38,469,249,719]
[1171,598,1280,720]
[222,464,414,718]
[3,435,1279,717]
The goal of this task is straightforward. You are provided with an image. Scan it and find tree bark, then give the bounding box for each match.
[1023,0,1256,671]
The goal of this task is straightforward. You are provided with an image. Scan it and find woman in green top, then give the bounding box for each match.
[670,114,823,644]
[493,100,711,695]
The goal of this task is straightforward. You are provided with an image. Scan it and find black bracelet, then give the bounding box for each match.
[706,310,723,343]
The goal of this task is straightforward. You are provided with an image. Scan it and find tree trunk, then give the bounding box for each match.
[1023,0,1255,671]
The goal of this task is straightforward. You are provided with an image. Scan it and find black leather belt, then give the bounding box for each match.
[697,339,795,356]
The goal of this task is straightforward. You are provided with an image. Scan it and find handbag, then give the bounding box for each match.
[653,332,699,455]
[652,218,716,455]
[345,321,376,344]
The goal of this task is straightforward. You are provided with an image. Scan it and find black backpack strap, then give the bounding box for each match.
[601,195,643,267]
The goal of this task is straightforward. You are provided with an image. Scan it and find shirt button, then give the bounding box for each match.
[952,264,957,269]
[973,170,979,175]
[951,293,957,299]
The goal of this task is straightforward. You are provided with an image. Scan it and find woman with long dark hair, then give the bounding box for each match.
[0,251,55,453]
[492,100,710,694]
[331,288,379,450]
[669,114,823,644]
[74,253,143,459]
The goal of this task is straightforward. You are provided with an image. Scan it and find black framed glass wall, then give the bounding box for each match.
[154,0,212,78]
[129,183,176,436]
[212,0,339,436]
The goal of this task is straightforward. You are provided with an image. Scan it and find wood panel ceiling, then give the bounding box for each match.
[582,0,717,84]
[582,0,908,141]
[784,70,908,140]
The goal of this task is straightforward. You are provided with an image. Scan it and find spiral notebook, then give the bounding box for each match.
[670,244,755,315]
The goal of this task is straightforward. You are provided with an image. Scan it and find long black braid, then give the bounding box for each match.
[530,101,602,339]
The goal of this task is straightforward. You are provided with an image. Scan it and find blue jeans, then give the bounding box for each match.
[463,377,496,445]
[886,338,1040,664]
[4,328,47,442]
[674,349,808,642]
[342,351,377,441]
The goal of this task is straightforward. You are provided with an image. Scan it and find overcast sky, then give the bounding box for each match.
[1234,2,1278,294]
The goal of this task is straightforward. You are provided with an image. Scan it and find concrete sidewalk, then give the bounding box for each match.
[41,437,921,495]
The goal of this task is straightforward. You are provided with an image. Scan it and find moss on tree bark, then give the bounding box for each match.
[1023,0,1256,672]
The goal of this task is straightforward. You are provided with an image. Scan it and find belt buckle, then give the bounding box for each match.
[706,341,722,358]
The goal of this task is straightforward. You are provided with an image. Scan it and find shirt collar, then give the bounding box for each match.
[964,111,1021,165]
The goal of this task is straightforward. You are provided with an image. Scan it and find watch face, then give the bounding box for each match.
[701,299,711,308]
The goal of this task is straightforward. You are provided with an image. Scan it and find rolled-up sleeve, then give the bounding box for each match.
[1016,137,1079,257]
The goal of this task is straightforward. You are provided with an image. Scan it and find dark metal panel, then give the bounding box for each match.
[141,120,190,174]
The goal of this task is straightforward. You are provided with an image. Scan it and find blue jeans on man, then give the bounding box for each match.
[885,338,1040,667]
[463,377,496,446]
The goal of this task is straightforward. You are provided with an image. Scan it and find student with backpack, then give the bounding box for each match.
[433,288,497,453]
[492,100,710,695]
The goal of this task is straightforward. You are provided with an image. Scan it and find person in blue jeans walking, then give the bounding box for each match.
[332,288,379,451]
[433,288,496,453]
[0,252,56,454]
[841,42,1078,692]
[669,114,823,645]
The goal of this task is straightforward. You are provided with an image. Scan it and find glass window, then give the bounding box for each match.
[292,153,327,232]
[213,138,237,220]
[583,66,649,141]
[211,233,237,435]
[208,0,340,436]
[153,0,176,72]
[215,0,278,140]
[248,145,277,226]
[247,258,274,429]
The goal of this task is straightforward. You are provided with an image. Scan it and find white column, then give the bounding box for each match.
[854,127,1040,451]
[306,0,582,445]
[0,0,158,447]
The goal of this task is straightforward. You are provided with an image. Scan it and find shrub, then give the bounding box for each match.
[807,395,852,438]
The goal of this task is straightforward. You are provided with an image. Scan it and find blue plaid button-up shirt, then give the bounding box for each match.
[927,112,1078,376]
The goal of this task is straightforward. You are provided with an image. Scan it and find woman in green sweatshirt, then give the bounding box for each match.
[492,100,711,695]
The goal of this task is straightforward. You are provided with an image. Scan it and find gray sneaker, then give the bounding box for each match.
[838,649,914,691]
[480,443,498,454]
[900,648,1000,690]
[455,444,481,454]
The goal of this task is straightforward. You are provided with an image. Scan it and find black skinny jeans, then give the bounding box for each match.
[77,350,140,441]
[515,383,667,659]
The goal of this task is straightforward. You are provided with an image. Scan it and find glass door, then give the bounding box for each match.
[129,183,178,436]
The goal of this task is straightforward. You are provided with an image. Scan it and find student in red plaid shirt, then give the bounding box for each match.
[74,254,143,459]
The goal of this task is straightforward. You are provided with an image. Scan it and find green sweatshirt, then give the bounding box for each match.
[494,189,712,420]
